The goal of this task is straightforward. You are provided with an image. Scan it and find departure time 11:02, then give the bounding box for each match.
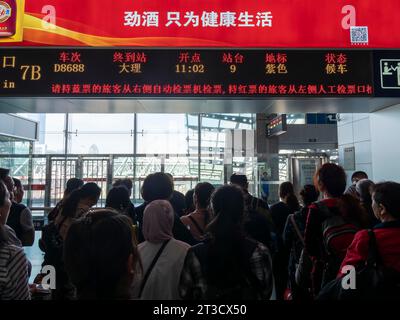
[175,64,205,73]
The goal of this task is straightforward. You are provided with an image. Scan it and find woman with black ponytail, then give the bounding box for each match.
[55,182,101,240]
[271,182,300,236]
[270,181,300,300]
[180,182,215,242]
[40,182,102,299]
[179,185,273,300]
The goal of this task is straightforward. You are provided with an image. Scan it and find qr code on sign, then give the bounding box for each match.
[350,26,369,45]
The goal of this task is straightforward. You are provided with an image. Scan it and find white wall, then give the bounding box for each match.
[338,104,400,184]
[370,104,400,182]
[337,113,372,185]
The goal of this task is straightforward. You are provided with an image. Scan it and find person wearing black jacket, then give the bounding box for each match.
[112,178,136,224]
[229,173,274,251]
[283,184,319,300]
[48,178,84,222]
[136,172,197,246]
[0,168,35,247]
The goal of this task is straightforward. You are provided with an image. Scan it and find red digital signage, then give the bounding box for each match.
[0,0,399,48]
[0,48,374,98]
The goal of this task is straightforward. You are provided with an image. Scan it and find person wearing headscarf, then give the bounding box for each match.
[132,200,190,300]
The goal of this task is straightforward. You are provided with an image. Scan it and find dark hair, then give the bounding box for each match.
[372,182,400,219]
[165,173,173,180]
[315,163,347,197]
[206,185,246,285]
[0,181,9,246]
[279,181,300,212]
[12,177,22,189]
[0,181,7,208]
[351,171,368,182]
[113,178,133,191]
[229,173,248,189]
[194,182,215,226]
[184,189,195,213]
[356,179,375,204]
[66,178,84,194]
[165,173,175,188]
[317,164,368,227]
[0,168,10,180]
[300,184,320,206]
[64,209,141,299]
[337,194,370,228]
[106,187,131,212]
[141,173,173,202]
[194,182,215,209]
[61,182,101,218]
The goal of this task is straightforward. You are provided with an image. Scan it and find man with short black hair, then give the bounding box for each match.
[345,170,369,199]
[165,173,187,217]
[136,172,196,245]
[112,178,136,223]
[0,167,10,180]
[12,178,24,204]
[230,173,275,251]
[113,178,133,192]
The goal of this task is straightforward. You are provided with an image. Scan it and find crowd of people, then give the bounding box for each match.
[0,164,399,300]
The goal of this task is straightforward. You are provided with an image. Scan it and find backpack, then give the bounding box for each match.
[39,217,77,299]
[246,196,276,254]
[317,230,400,300]
[192,239,265,300]
[315,201,359,285]
[40,216,67,268]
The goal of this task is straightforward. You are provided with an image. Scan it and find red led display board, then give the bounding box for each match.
[0,48,374,98]
[0,0,400,48]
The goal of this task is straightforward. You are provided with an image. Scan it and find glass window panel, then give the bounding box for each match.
[35,133,65,154]
[31,157,47,210]
[17,114,66,154]
[69,114,134,133]
[0,137,31,154]
[134,156,162,203]
[137,114,191,155]
[69,133,133,154]
[68,114,134,154]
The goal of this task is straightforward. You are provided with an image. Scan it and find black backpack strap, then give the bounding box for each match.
[188,216,204,235]
[366,229,379,266]
[57,215,68,231]
[314,201,333,219]
[139,239,170,297]
[289,214,305,246]
[250,196,258,213]
[238,239,266,295]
